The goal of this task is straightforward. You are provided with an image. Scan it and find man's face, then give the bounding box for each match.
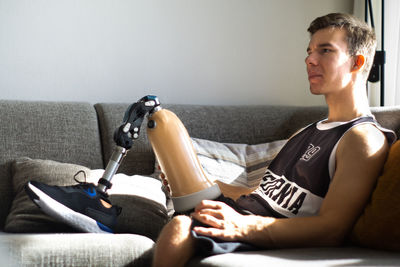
[305,28,354,96]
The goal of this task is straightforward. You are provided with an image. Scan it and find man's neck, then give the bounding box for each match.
[325,81,372,122]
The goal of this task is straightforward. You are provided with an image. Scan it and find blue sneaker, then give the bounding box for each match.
[25,177,121,234]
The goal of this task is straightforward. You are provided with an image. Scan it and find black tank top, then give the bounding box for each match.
[236,116,396,218]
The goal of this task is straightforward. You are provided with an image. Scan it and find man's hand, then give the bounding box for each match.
[190,200,251,242]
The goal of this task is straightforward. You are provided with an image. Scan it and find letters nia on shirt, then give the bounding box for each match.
[254,170,323,217]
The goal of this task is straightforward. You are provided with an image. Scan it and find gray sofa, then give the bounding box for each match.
[1,100,400,266]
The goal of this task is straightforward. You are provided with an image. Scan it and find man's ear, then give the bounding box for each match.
[352,55,365,71]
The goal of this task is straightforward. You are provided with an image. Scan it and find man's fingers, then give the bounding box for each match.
[191,212,224,229]
[195,200,224,211]
[192,226,234,241]
[192,208,224,220]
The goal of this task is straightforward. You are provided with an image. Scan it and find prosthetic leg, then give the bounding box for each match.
[97,95,221,212]
[147,109,221,212]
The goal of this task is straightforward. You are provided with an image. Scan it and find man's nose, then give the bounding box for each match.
[305,53,317,66]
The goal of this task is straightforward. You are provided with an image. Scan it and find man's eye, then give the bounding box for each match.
[321,49,331,53]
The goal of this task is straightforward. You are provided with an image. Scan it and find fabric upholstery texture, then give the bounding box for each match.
[0,233,154,267]
[5,158,86,233]
[191,138,287,187]
[371,106,400,138]
[188,246,400,267]
[0,100,103,229]
[351,140,400,251]
[91,170,169,241]
[5,158,169,241]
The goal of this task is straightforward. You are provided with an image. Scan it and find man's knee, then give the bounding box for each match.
[157,215,194,248]
[154,215,195,267]
[168,215,193,233]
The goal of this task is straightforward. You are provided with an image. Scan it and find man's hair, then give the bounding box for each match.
[307,13,377,77]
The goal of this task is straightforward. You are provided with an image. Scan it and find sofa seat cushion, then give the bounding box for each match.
[0,232,154,267]
[187,246,400,267]
[5,158,169,241]
[351,140,400,251]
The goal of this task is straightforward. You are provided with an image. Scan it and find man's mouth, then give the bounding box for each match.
[308,72,323,81]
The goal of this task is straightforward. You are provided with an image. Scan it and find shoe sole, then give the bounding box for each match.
[26,182,113,234]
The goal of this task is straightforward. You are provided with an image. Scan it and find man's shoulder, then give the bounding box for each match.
[339,123,388,157]
[346,123,386,142]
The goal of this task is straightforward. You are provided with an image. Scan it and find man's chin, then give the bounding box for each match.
[309,86,323,95]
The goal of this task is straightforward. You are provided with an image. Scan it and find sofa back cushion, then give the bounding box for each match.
[371,106,400,138]
[0,101,103,229]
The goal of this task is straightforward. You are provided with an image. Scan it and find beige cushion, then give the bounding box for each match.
[5,158,169,241]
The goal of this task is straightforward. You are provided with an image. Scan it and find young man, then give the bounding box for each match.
[151,13,396,267]
[25,13,396,267]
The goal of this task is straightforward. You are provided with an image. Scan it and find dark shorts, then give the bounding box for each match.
[189,194,272,256]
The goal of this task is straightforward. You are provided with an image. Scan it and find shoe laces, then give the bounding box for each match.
[73,170,109,198]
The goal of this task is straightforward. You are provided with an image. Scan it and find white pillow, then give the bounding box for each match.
[90,169,167,207]
[154,138,287,188]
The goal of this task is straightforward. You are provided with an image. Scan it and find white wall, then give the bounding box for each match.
[0,0,353,106]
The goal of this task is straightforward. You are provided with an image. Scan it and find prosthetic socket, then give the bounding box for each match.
[96,95,221,212]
